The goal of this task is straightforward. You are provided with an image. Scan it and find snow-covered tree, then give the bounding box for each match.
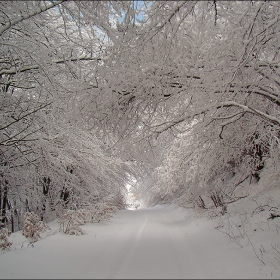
[0,1,135,231]
[1,0,280,225]
[144,1,280,208]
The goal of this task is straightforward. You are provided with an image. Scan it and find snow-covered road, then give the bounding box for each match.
[0,204,275,279]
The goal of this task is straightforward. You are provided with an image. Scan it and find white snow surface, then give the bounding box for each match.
[1,189,280,279]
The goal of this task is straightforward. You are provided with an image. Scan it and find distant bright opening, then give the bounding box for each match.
[125,176,141,210]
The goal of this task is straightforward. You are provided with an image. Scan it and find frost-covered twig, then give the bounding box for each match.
[0,1,66,36]
[245,232,266,265]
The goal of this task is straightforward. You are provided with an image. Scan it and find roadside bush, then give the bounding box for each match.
[57,209,86,236]
[58,198,118,235]
[22,212,50,242]
[0,227,12,250]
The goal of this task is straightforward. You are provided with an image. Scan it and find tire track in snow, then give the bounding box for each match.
[158,207,210,278]
[112,206,192,279]
[107,210,149,279]
[157,210,187,278]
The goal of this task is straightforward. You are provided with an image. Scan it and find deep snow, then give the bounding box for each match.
[1,188,280,279]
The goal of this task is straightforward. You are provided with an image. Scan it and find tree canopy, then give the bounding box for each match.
[1,1,280,231]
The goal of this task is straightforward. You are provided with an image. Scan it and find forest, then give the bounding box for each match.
[0,0,280,238]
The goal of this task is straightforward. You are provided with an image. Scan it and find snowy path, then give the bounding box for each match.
[0,204,275,279]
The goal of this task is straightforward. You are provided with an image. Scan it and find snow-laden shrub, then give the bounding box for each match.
[0,227,12,250]
[81,199,118,223]
[58,209,86,236]
[22,212,50,242]
[58,198,118,235]
[78,198,118,224]
[107,192,128,210]
[94,199,117,222]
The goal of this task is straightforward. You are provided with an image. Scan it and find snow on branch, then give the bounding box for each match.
[218,101,280,127]
[153,100,280,134]
[0,1,66,37]
[0,56,102,76]
[0,102,52,132]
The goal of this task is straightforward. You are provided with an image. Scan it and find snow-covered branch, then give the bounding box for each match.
[218,101,280,126]
[0,1,66,37]
[0,56,102,76]
[0,103,52,131]
[153,100,280,134]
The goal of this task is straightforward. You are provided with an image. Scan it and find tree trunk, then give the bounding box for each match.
[1,181,8,227]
